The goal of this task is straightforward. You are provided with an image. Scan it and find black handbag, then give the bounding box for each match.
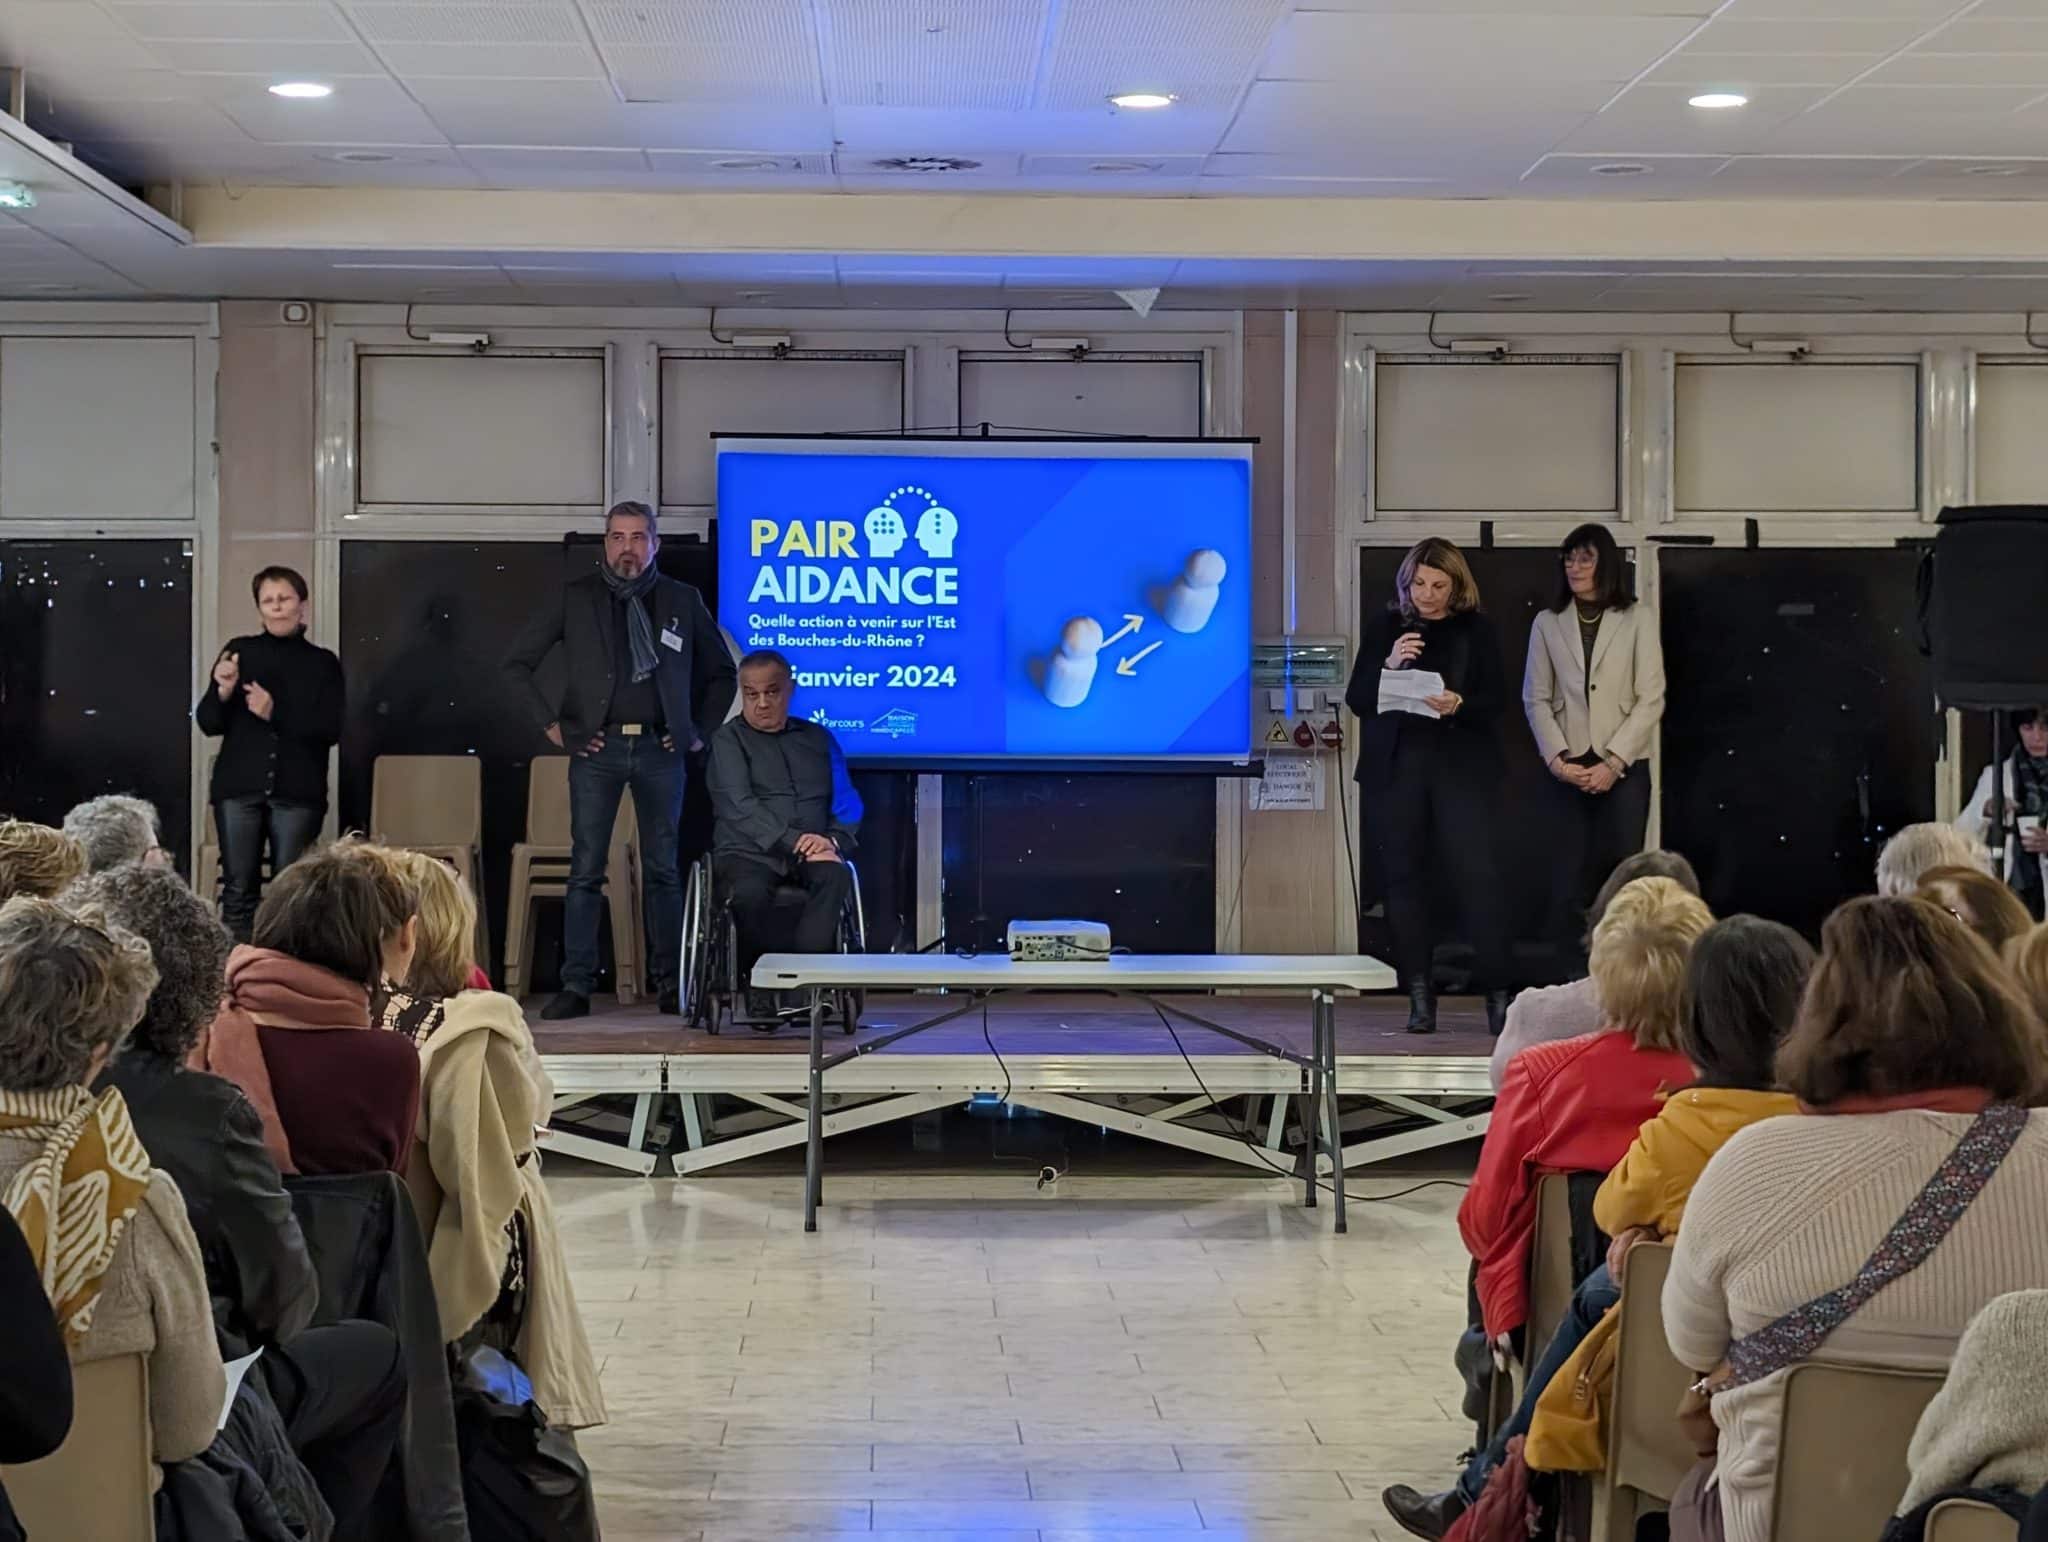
[451,1349,600,1542]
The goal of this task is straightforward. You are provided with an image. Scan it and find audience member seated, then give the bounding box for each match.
[1387,906,1791,1540]
[79,864,406,1539]
[1491,849,1700,1090]
[0,1206,72,1542]
[1663,896,2048,1542]
[358,847,604,1430]
[1884,1290,2048,1541]
[1919,862,2036,954]
[2008,924,2048,1023]
[1956,706,2048,921]
[204,843,422,1176]
[1876,821,1989,897]
[1461,877,1708,1347]
[706,649,863,1016]
[0,895,226,1477]
[0,819,84,903]
[61,793,167,874]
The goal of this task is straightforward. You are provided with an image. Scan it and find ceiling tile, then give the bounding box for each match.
[816,0,1044,111]
[139,37,388,73]
[1520,152,1729,192]
[1295,0,1715,12]
[213,74,452,144]
[1222,81,1594,157]
[377,42,605,77]
[1261,10,1700,84]
[459,145,650,170]
[829,104,1225,156]
[1559,82,1838,153]
[1645,50,1885,88]
[1019,152,1209,177]
[1922,18,2048,52]
[1040,0,1288,113]
[645,150,836,175]
[1687,15,1946,52]
[1864,52,2048,87]
[1708,154,1920,190]
[338,2,586,45]
[109,3,353,43]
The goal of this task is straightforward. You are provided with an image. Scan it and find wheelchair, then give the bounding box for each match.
[679,851,866,1035]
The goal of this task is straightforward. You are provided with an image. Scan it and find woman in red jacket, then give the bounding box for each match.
[1460,875,1710,1344]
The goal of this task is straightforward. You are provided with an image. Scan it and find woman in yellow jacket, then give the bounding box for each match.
[1383,916,1810,1539]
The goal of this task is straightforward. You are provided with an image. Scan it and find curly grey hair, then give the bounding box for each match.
[64,866,229,1061]
[1875,822,1989,898]
[61,795,161,874]
[0,895,158,1091]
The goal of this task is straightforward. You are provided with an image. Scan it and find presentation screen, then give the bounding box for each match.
[716,436,1253,765]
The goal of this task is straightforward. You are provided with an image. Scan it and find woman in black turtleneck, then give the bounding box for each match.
[1346,537,1513,1036]
[195,565,344,941]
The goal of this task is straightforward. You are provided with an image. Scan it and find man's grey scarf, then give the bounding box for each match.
[601,562,660,682]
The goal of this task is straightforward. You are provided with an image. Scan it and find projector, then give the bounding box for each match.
[1006,919,1111,962]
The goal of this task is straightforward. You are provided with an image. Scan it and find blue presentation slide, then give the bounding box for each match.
[717,441,1252,761]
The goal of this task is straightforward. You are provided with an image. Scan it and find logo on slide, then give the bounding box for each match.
[872,708,919,740]
[865,487,957,561]
[808,708,866,731]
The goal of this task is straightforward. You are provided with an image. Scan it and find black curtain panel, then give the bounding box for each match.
[1659,546,1937,939]
[0,540,193,868]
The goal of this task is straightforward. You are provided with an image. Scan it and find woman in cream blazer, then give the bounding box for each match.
[1523,524,1666,956]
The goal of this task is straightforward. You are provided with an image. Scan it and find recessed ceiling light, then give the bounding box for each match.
[1963,164,2025,177]
[1108,92,1175,110]
[1591,161,1652,176]
[325,150,393,164]
[269,81,333,99]
[735,290,775,301]
[870,155,980,173]
[1488,292,1532,303]
[711,157,787,172]
[1688,92,1748,109]
[1089,159,1160,174]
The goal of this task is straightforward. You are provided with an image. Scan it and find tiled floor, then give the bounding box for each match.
[552,1163,1477,1541]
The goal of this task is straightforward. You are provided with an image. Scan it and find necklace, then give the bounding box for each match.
[1574,601,1602,624]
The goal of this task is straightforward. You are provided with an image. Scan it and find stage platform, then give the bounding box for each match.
[535,991,1497,1176]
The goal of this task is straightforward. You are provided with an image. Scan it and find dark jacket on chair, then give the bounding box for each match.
[1346,608,1507,786]
[97,1049,320,1358]
[502,568,736,748]
[288,1173,469,1542]
[195,628,344,810]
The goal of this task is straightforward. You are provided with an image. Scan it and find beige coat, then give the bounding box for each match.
[1523,601,1666,769]
[0,1138,224,1473]
[403,990,604,1431]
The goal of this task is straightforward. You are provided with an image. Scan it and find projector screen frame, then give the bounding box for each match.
[711,432,1259,774]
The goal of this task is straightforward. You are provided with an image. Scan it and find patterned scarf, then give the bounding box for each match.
[2010,749,2048,902]
[600,561,661,683]
[0,1084,154,1349]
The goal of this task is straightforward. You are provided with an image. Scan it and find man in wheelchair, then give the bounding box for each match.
[705,649,863,1017]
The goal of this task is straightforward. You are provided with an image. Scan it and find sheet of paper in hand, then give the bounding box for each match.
[1378,668,1445,720]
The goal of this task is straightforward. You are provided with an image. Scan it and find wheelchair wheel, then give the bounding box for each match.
[836,988,864,1035]
[681,858,718,1034]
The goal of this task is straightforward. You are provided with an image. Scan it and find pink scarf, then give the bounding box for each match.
[204,945,371,1173]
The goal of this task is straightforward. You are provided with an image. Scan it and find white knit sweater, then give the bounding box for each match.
[1662,1108,2048,1542]
[1899,1289,2048,1514]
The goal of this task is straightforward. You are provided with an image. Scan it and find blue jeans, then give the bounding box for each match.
[216,795,322,942]
[564,734,683,996]
[1457,1263,1622,1502]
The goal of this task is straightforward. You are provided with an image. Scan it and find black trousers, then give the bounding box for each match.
[725,856,852,975]
[263,1321,406,1542]
[1542,755,1652,961]
[215,795,322,942]
[1365,740,1512,992]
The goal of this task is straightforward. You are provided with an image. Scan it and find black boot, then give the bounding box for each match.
[1485,987,1514,1037]
[1381,1484,1467,1540]
[1405,982,1437,1035]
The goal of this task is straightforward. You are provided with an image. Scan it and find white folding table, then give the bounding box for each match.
[748,952,1396,1234]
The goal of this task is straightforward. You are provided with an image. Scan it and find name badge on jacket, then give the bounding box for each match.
[660,627,683,652]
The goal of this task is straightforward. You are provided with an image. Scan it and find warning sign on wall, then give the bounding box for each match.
[1265,719,1291,747]
[1249,755,1325,813]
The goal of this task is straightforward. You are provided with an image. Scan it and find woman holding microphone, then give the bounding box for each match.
[1523,524,1665,961]
[1347,537,1514,1036]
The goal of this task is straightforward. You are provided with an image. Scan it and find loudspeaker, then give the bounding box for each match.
[1921,506,2048,710]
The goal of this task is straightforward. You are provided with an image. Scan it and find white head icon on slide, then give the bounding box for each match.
[864,505,908,559]
[1161,547,1228,634]
[914,503,958,560]
[1042,616,1103,709]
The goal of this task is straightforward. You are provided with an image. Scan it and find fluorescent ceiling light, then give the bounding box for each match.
[269,81,333,99]
[1688,92,1748,108]
[1109,92,1175,109]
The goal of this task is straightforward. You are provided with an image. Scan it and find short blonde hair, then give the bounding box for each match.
[1876,823,1986,898]
[0,820,87,905]
[356,843,477,999]
[1589,876,1714,1051]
